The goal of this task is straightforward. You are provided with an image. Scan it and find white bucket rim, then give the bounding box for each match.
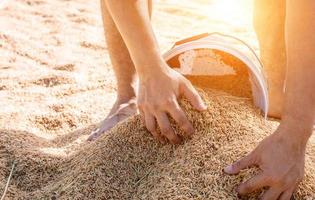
[162,33,269,118]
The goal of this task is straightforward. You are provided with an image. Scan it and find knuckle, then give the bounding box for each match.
[163,98,174,107]
[262,175,273,184]
[269,175,282,185]
[177,114,187,125]
[174,114,186,126]
[161,126,172,135]
[262,176,271,183]
[146,125,155,133]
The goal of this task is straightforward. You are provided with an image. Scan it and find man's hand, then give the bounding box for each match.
[224,124,308,200]
[137,63,206,144]
[225,0,315,198]
[104,1,206,144]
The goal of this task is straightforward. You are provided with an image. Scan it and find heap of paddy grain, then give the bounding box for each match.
[1,89,315,200]
[1,52,314,199]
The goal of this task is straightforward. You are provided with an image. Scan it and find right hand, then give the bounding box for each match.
[137,62,207,144]
[224,124,307,200]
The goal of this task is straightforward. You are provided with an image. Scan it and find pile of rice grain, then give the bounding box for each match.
[1,89,314,200]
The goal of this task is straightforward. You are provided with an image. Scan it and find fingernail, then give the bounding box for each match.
[159,137,166,144]
[199,102,207,111]
[224,165,233,174]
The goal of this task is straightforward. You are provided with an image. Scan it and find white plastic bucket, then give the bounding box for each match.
[163,32,269,117]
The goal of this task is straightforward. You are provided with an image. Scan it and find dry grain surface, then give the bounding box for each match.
[1,0,314,199]
[1,89,315,199]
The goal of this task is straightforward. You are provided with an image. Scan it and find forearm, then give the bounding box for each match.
[105,0,166,79]
[281,0,315,143]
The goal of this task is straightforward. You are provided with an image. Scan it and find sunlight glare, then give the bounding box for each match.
[206,0,253,27]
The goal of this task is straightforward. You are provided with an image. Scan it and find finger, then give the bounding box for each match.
[261,187,282,200]
[144,111,164,143]
[224,153,256,175]
[155,112,181,144]
[144,111,156,132]
[180,80,207,111]
[279,186,295,200]
[168,101,194,136]
[87,115,118,141]
[237,173,268,195]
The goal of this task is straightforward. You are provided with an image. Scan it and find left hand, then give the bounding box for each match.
[224,125,307,200]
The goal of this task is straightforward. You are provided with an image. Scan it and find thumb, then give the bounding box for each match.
[224,153,255,175]
[181,80,207,111]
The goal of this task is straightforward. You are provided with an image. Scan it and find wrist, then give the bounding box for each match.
[137,58,171,83]
[277,118,312,147]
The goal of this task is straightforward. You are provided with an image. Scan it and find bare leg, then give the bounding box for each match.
[254,0,286,118]
[88,0,152,141]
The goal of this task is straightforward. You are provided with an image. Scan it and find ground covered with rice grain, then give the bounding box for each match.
[1,0,314,199]
[1,89,315,199]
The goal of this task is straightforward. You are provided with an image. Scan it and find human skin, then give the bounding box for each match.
[89,1,152,141]
[89,0,206,142]
[101,0,207,144]
[93,0,314,198]
[91,0,291,141]
[254,0,287,119]
[87,0,145,141]
[224,0,315,199]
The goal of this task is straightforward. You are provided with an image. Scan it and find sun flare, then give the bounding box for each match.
[205,0,253,27]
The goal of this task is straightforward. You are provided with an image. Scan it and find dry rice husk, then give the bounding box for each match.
[1,89,314,200]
